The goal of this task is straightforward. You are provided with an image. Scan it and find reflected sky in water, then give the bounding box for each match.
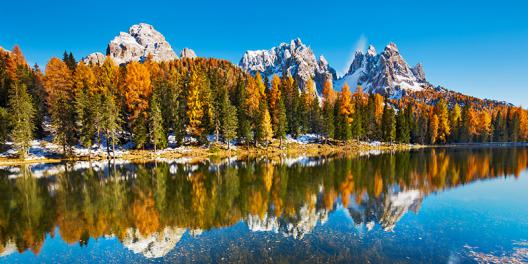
[0,147,527,263]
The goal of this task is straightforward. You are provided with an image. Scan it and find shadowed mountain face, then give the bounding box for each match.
[0,147,527,261]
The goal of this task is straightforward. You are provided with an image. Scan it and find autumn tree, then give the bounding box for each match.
[124,61,152,148]
[434,99,450,143]
[44,57,75,154]
[338,83,353,140]
[256,102,273,147]
[321,79,336,141]
[72,61,97,150]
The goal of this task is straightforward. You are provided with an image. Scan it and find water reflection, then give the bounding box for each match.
[0,147,527,260]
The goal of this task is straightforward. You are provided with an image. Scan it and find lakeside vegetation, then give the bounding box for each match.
[1,46,528,160]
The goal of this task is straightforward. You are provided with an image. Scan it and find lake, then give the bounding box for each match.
[0,147,527,263]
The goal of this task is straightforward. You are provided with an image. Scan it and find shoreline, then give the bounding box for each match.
[0,140,425,166]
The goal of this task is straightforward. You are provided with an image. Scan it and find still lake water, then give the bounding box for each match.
[0,147,527,263]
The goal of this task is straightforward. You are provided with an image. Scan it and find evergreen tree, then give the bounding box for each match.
[396,109,410,143]
[8,84,35,157]
[148,93,166,152]
[101,92,121,157]
[381,102,396,143]
[275,98,287,148]
[220,90,238,149]
[0,107,8,144]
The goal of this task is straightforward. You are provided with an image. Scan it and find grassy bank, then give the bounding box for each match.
[0,140,425,166]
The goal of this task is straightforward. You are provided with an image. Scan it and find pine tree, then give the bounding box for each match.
[8,84,35,157]
[275,98,287,148]
[148,93,166,152]
[236,77,253,147]
[220,89,238,149]
[396,109,410,143]
[0,107,8,144]
[101,92,121,157]
[381,102,396,143]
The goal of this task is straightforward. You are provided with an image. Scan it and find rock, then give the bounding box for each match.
[81,52,105,65]
[83,23,178,65]
[335,42,431,97]
[180,48,197,59]
[411,63,426,82]
[239,38,336,95]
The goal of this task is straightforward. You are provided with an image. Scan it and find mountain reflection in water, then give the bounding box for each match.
[0,147,527,262]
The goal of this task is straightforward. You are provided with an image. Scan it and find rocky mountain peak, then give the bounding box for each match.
[411,63,426,82]
[335,42,430,97]
[367,45,377,56]
[83,23,178,65]
[239,38,336,95]
[384,42,399,53]
[180,48,197,59]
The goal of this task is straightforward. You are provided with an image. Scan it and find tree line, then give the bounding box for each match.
[1,46,528,157]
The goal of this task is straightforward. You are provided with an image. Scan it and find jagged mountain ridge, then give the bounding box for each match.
[334,43,432,97]
[239,38,337,94]
[82,23,197,65]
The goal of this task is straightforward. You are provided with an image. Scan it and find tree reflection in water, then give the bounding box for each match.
[0,147,527,258]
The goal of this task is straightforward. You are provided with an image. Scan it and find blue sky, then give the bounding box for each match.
[1,0,527,106]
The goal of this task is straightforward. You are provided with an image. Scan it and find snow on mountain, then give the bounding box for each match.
[239,38,337,95]
[122,227,186,258]
[335,43,430,97]
[82,23,178,65]
[346,188,423,232]
[81,52,105,65]
[246,194,328,239]
[180,48,197,59]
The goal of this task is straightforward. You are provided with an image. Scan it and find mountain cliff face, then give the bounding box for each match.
[83,23,186,65]
[334,43,430,97]
[239,38,337,94]
[180,48,197,59]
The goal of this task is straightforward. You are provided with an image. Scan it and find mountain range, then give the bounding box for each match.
[80,23,486,102]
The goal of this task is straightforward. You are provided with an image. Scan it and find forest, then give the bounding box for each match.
[1,45,528,157]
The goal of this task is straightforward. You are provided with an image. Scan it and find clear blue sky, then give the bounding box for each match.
[2,0,527,106]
